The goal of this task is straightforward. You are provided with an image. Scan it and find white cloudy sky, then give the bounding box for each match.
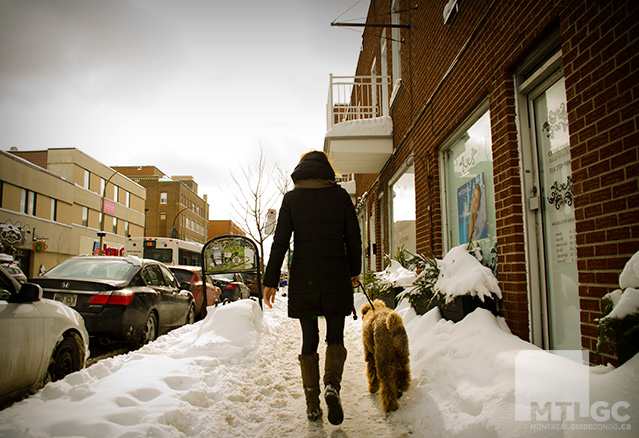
[0,0,369,219]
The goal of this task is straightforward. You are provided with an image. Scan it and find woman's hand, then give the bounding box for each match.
[263,286,277,308]
[351,276,360,287]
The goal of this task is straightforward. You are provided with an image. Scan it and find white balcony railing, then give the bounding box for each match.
[327,74,392,130]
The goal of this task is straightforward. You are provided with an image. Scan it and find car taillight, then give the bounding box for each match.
[88,290,134,305]
[225,282,238,290]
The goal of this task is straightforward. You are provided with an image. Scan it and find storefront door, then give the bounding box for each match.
[528,76,580,350]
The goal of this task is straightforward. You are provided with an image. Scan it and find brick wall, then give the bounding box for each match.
[561,0,639,362]
[351,0,638,362]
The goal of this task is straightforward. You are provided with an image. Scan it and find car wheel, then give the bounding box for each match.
[136,312,157,347]
[47,333,85,382]
[186,303,196,325]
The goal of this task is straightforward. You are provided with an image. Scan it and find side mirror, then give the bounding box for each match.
[12,283,43,303]
[245,279,252,285]
[180,282,192,291]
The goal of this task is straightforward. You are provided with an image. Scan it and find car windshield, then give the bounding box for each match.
[44,258,136,281]
[170,269,195,283]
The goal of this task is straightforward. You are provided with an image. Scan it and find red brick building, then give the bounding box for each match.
[325,0,638,364]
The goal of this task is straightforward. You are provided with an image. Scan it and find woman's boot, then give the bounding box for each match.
[324,344,347,425]
[299,353,322,421]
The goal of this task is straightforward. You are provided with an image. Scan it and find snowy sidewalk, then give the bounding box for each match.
[0,292,636,438]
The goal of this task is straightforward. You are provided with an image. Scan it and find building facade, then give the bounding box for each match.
[113,166,209,244]
[1,148,146,276]
[208,220,245,240]
[325,0,638,364]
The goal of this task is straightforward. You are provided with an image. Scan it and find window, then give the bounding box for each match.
[142,265,165,286]
[82,207,89,227]
[160,211,167,221]
[20,189,27,213]
[441,109,496,271]
[124,221,130,237]
[100,178,105,195]
[391,0,402,93]
[125,191,130,207]
[390,167,416,254]
[83,169,90,189]
[51,199,58,221]
[160,192,168,204]
[113,186,119,203]
[112,217,118,234]
[20,189,36,216]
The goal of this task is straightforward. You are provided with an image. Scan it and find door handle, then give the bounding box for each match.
[529,186,540,211]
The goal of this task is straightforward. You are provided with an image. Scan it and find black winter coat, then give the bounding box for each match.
[263,181,362,319]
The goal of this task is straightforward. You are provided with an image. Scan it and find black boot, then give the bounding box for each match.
[324,344,347,425]
[299,353,322,421]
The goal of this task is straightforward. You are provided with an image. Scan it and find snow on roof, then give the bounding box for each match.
[325,115,393,138]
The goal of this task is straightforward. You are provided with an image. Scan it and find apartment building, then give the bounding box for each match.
[325,0,638,364]
[208,220,245,239]
[112,166,209,244]
[1,148,146,276]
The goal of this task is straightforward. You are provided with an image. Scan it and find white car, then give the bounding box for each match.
[0,265,89,407]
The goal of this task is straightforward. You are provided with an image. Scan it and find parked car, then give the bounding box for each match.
[1,263,27,284]
[30,256,195,348]
[208,272,251,303]
[168,265,221,320]
[243,271,262,298]
[0,265,89,408]
[0,253,27,283]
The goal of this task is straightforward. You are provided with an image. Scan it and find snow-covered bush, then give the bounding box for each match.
[597,251,639,359]
[397,251,440,308]
[363,246,417,301]
[433,243,502,304]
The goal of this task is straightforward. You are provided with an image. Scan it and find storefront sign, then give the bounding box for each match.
[92,242,125,256]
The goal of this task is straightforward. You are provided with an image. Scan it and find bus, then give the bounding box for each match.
[124,237,203,266]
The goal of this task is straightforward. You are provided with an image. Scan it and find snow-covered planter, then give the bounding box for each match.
[431,244,502,322]
[362,248,417,309]
[597,250,639,365]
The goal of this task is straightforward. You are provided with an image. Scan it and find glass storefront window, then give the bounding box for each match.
[443,110,497,274]
[390,168,416,255]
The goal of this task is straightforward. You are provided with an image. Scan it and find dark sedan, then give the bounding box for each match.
[208,272,251,303]
[31,256,195,347]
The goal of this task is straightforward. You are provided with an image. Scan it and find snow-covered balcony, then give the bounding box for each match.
[324,75,393,174]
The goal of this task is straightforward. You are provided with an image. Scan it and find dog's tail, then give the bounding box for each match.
[386,312,404,332]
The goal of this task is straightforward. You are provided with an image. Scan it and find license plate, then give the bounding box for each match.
[54,293,77,307]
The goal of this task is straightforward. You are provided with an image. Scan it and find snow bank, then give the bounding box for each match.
[1,294,637,437]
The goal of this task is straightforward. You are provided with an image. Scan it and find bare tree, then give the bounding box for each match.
[229,145,280,273]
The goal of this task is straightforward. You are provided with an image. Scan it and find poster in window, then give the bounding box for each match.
[457,173,488,244]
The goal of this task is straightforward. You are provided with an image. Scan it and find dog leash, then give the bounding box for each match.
[355,282,375,311]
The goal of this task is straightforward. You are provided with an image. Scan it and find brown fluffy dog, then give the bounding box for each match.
[361,299,411,412]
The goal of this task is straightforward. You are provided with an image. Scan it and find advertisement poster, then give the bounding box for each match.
[457,173,488,244]
[205,241,255,272]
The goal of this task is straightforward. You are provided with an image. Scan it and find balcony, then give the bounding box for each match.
[324,75,393,174]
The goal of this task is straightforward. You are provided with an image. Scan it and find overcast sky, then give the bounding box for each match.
[0,0,370,220]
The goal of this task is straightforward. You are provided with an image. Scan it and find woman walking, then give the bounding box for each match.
[263,151,362,425]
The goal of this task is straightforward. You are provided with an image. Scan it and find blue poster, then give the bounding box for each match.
[457,173,488,244]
